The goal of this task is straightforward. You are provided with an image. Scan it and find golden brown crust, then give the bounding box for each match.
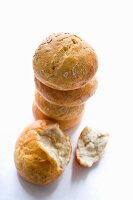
[34,76,98,106]
[32,102,83,130]
[14,120,72,184]
[33,33,98,90]
[34,91,85,121]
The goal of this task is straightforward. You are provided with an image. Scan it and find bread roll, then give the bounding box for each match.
[32,102,83,130]
[35,91,85,121]
[76,127,109,167]
[33,33,98,90]
[14,120,72,184]
[34,76,98,106]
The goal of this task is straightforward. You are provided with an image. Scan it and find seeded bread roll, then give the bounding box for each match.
[14,120,72,184]
[33,33,98,90]
[34,77,98,106]
[32,102,83,130]
[76,127,109,167]
[35,91,85,121]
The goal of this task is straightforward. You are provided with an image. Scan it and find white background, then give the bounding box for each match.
[0,0,133,199]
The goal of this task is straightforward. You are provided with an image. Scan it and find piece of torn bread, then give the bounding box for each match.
[14,120,72,184]
[76,127,109,167]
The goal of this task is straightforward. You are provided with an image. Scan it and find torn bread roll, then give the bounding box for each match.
[35,91,85,121]
[32,102,83,130]
[34,76,98,106]
[76,127,109,167]
[14,120,72,184]
[33,33,98,90]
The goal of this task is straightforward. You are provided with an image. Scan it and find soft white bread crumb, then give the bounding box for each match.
[39,124,71,169]
[76,127,109,167]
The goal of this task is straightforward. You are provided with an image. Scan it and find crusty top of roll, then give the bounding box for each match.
[33,33,98,90]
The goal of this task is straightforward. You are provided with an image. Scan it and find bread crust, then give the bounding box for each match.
[33,33,98,90]
[35,91,85,121]
[34,76,98,106]
[32,102,83,130]
[14,120,72,184]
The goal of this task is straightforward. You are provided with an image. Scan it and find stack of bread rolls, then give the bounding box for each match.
[32,33,98,130]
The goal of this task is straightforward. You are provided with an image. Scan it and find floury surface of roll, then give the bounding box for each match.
[33,33,98,90]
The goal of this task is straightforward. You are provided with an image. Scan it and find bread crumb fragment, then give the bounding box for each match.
[76,127,109,167]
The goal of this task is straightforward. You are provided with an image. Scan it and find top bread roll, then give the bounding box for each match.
[33,33,98,90]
